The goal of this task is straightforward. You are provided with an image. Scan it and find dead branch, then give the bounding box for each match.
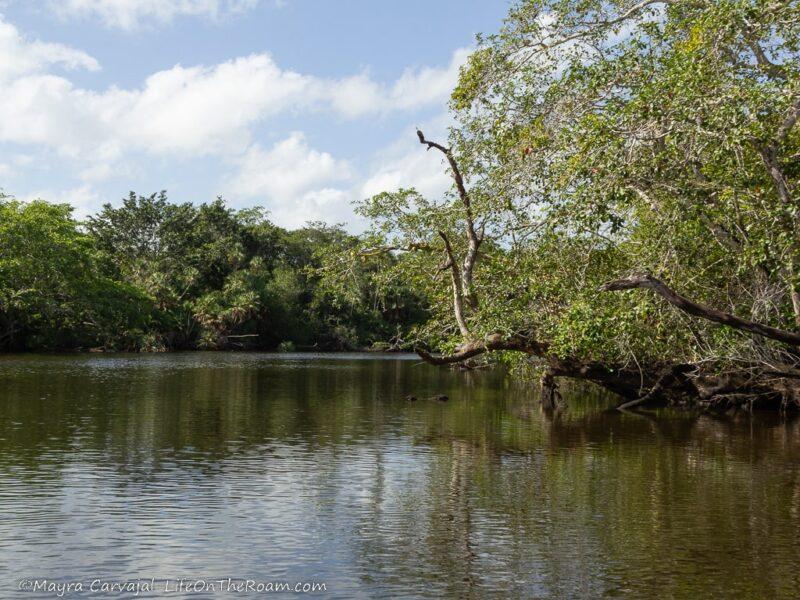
[438,230,470,337]
[600,273,800,346]
[415,334,540,365]
[616,364,694,410]
[417,129,482,310]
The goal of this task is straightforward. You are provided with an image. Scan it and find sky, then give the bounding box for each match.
[0,0,509,229]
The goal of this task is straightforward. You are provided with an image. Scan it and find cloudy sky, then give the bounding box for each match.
[0,0,507,229]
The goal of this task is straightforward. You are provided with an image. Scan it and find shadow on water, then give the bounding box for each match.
[0,353,798,598]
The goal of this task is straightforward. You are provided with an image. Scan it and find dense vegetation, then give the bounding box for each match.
[0,192,425,352]
[328,0,800,409]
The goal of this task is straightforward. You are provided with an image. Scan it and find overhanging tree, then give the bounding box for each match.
[346,0,800,409]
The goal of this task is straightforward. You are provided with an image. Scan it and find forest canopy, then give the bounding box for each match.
[0,192,425,352]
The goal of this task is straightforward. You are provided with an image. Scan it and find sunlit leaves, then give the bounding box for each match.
[356,0,800,369]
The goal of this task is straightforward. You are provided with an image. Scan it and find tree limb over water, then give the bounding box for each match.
[380,0,800,412]
[600,274,800,347]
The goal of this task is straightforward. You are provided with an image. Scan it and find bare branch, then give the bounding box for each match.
[600,273,800,346]
[417,129,482,310]
[749,95,800,208]
[415,334,539,365]
[417,130,470,210]
[752,95,800,325]
[416,345,489,365]
[439,231,470,337]
[616,364,694,410]
[522,0,674,59]
[358,242,432,258]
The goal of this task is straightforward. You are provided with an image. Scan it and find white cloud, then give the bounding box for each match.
[327,47,470,118]
[229,132,351,199]
[20,184,103,218]
[361,118,453,201]
[113,54,315,154]
[78,162,115,182]
[60,184,104,217]
[226,119,455,230]
[388,47,471,111]
[269,188,358,230]
[0,12,466,164]
[0,16,99,81]
[12,154,34,167]
[226,132,354,226]
[361,144,451,201]
[50,0,263,30]
[0,13,467,229]
[0,51,315,159]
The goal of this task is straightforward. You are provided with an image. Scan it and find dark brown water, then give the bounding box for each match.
[0,353,799,599]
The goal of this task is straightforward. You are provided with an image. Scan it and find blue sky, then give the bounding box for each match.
[0,1,509,228]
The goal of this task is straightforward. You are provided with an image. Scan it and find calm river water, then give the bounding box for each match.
[0,353,798,599]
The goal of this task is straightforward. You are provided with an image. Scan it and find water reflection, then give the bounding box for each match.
[0,353,798,598]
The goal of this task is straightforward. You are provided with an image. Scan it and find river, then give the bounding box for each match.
[0,353,798,598]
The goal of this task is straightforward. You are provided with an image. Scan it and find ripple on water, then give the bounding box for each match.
[0,354,799,599]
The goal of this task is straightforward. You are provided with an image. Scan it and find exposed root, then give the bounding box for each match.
[616,364,695,411]
[416,336,800,411]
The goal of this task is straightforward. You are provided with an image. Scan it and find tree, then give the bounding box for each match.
[349,0,800,409]
[77,192,425,351]
[0,196,150,350]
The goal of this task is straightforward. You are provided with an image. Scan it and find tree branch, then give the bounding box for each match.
[358,242,432,257]
[520,0,673,60]
[744,35,787,80]
[616,364,694,410]
[438,230,470,338]
[748,95,800,208]
[776,95,800,144]
[418,129,482,310]
[600,273,800,346]
[415,334,539,365]
[417,130,471,211]
[753,94,800,324]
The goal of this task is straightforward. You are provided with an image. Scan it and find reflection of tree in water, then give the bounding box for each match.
[392,395,800,597]
[433,438,480,594]
[2,357,800,597]
[501,408,800,596]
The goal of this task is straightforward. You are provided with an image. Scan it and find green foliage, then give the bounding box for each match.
[1,192,425,351]
[0,196,151,350]
[348,0,800,371]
